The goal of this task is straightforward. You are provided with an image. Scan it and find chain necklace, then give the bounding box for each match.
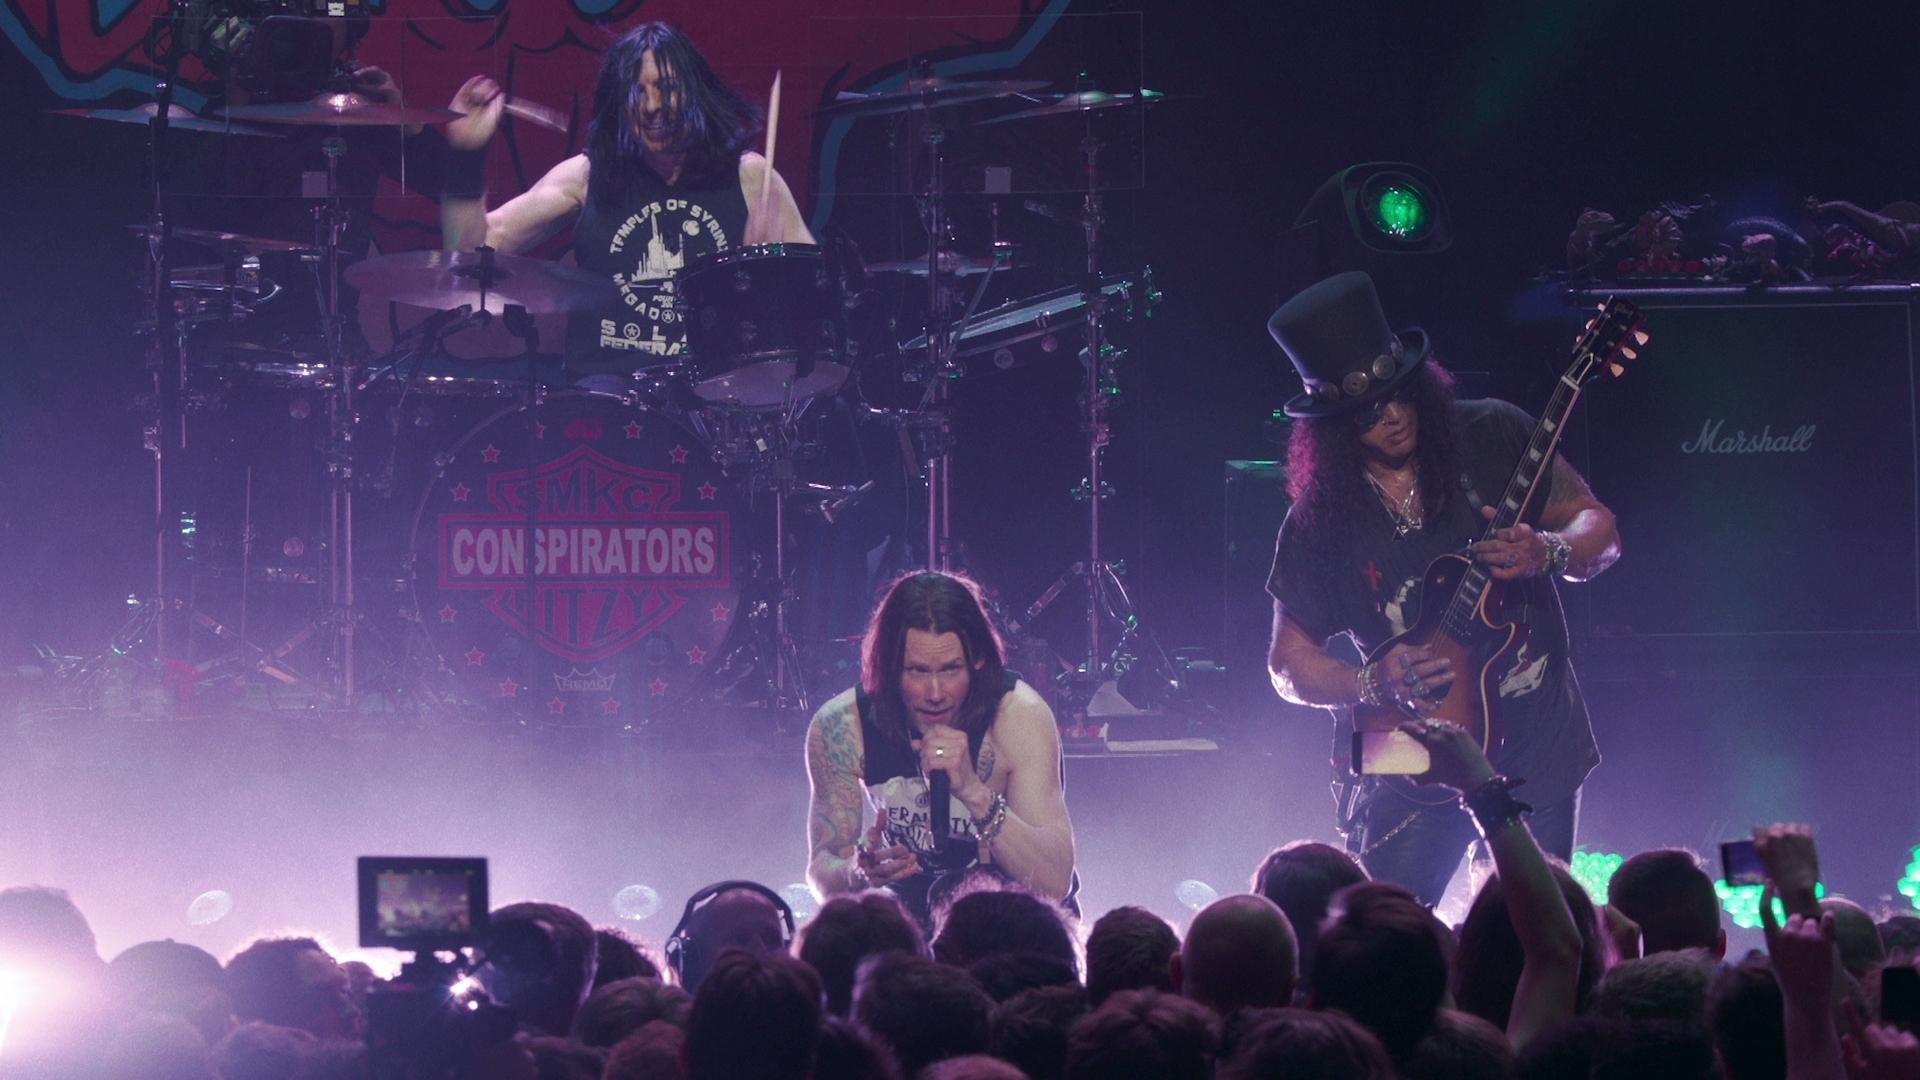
[1364,468,1423,538]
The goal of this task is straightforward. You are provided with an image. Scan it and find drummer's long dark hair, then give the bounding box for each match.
[586,22,761,203]
[1285,358,1461,536]
[861,572,1007,748]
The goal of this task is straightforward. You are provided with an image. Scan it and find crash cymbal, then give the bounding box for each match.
[976,88,1164,125]
[49,103,280,137]
[344,249,615,315]
[128,224,319,255]
[222,92,461,128]
[816,77,1049,120]
[867,250,1004,277]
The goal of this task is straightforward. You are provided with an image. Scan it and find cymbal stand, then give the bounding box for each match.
[141,12,192,663]
[315,135,358,704]
[912,99,960,571]
[1014,125,1176,702]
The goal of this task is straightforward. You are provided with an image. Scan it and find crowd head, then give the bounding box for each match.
[8,824,1914,1078]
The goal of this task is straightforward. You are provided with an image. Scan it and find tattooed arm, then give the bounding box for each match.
[805,690,869,898]
[1538,455,1619,581]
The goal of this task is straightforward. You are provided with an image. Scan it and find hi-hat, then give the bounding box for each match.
[222,92,461,127]
[50,103,280,137]
[977,89,1164,125]
[128,224,318,255]
[344,249,615,314]
[867,251,1004,277]
[815,77,1048,120]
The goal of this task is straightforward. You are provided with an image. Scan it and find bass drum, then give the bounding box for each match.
[409,390,746,726]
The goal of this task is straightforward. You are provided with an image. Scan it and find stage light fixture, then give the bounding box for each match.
[1292,162,1453,259]
[1898,846,1920,911]
[613,884,661,921]
[1714,879,1826,930]
[186,889,233,927]
[1174,879,1220,912]
[1570,850,1625,903]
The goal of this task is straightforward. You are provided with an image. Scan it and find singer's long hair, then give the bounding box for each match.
[585,22,760,205]
[860,572,1007,747]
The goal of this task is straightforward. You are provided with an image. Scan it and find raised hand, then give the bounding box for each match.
[1397,718,1498,793]
[446,75,505,151]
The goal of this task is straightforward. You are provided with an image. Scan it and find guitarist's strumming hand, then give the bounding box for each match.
[1397,718,1499,792]
[1472,505,1554,580]
[1376,644,1453,715]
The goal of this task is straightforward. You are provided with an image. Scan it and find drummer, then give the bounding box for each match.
[441,21,813,384]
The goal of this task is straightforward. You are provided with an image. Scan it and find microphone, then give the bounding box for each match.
[929,770,950,842]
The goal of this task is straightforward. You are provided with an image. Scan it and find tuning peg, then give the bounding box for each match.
[1633,329,1650,345]
[1596,302,1608,311]
[1607,361,1625,377]
[1619,346,1638,360]
[1584,318,1597,331]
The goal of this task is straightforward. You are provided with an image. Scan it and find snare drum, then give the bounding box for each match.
[677,243,850,409]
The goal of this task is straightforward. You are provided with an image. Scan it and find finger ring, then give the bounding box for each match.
[1424,718,1446,731]
[934,747,945,757]
[1403,671,1421,687]
[1507,552,1518,566]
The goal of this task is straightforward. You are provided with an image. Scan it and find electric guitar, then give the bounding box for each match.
[1352,297,1647,804]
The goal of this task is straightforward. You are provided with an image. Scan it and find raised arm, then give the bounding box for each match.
[740,153,815,247]
[805,693,868,899]
[953,685,1076,900]
[439,75,586,255]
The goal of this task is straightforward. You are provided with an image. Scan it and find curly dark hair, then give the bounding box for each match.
[1285,359,1460,535]
[585,22,761,205]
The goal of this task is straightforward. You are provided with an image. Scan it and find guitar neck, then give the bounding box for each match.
[1438,375,1583,637]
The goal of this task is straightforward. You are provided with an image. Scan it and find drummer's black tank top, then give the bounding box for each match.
[569,153,748,374]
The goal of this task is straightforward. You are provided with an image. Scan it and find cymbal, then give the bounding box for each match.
[344,249,615,315]
[816,77,1048,120]
[867,251,1001,277]
[222,92,461,128]
[128,223,319,255]
[49,103,280,137]
[976,89,1164,125]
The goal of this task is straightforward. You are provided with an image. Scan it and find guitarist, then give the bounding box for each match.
[1262,272,1621,906]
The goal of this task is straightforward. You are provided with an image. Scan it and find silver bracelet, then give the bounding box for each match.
[973,792,1010,844]
[1541,532,1572,577]
[1356,662,1386,707]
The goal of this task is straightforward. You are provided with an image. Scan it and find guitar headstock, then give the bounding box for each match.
[1572,296,1650,383]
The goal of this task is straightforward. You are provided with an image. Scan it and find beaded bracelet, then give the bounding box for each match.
[1541,532,1572,578]
[1461,774,1534,837]
[973,792,1010,844]
[1356,662,1386,707]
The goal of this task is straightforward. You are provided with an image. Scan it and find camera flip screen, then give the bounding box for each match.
[357,856,488,951]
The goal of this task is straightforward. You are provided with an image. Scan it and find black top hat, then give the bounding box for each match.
[1269,271,1429,418]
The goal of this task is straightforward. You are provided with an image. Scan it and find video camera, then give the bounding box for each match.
[162,0,376,101]
[357,856,516,1080]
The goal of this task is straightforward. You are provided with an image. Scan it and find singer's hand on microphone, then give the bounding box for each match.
[912,725,987,808]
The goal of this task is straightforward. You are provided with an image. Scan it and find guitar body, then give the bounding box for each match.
[1353,552,1530,804]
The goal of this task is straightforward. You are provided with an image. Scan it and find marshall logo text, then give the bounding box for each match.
[1679,419,1817,455]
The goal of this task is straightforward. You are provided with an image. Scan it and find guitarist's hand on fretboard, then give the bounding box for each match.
[1471,505,1553,581]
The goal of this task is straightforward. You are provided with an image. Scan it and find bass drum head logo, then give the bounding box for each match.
[412,391,742,726]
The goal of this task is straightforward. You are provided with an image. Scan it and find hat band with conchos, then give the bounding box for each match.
[1301,337,1408,410]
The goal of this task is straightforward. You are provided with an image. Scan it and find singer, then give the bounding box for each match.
[805,571,1078,925]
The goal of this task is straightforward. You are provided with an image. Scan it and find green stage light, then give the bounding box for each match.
[1715,879,1827,930]
[1366,181,1432,241]
[1899,846,1920,911]
[1570,850,1624,903]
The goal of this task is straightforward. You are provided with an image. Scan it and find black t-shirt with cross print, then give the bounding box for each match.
[1266,398,1600,807]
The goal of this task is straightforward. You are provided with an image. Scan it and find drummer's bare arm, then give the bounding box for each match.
[442,154,589,255]
[740,153,815,246]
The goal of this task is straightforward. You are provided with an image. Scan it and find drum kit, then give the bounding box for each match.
[81,47,1168,728]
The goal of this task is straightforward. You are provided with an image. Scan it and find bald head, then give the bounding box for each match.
[1173,894,1297,1014]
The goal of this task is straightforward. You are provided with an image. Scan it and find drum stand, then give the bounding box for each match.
[912,106,961,571]
[1015,131,1179,709]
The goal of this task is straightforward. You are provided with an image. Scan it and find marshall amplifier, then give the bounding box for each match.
[1573,286,1919,638]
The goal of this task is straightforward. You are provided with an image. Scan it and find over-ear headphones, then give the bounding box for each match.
[663,880,797,986]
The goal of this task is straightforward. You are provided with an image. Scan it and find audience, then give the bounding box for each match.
[1063,988,1216,1080]
[684,949,821,1080]
[1607,849,1726,958]
[1083,906,1179,1007]
[11,817,1916,1080]
[1170,892,1297,1016]
[1250,841,1368,998]
[796,891,927,1015]
[480,901,600,1038]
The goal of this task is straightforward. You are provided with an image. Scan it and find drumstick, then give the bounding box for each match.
[757,70,782,245]
[501,97,568,134]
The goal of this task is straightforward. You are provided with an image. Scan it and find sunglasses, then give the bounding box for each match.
[1351,385,1414,430]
